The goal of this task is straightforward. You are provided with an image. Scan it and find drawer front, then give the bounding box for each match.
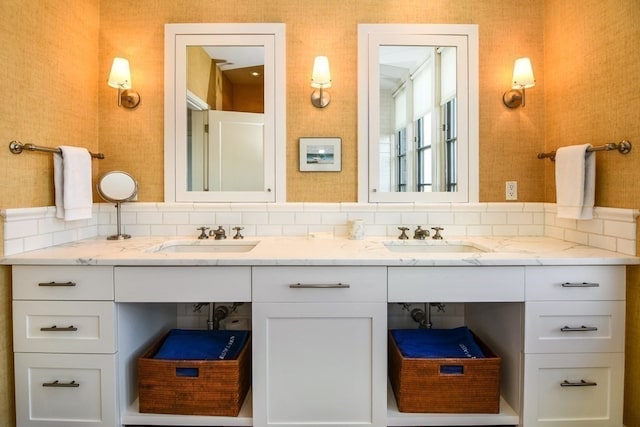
[14,352,117,427]
[523,352,623,426]
[525,301,625,353]
[13,301,116,354]
[115,266,251,302]
[388,266,524,302]
[252,266,387,302]
[13,266,114,301]
[525,266,625,301]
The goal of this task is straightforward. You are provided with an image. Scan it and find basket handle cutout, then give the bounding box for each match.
[176,367,199,377]
[440,365,464,375]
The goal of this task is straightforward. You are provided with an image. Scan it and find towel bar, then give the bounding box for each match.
[9,140,104,159]
[537,139,631,161]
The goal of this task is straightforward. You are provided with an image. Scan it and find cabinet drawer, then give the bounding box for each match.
[523,352,623,426]
[525,301,624,353]
[252,267,387,302]
[114,266,251,302]
[13,265,114,301]
[525,266,625,301]
[14,352,117,427]
[388,266,524,302]
[13,301,116,353]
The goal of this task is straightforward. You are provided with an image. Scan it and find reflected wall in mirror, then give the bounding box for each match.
[358,24,479,203]
[165,23,286,203]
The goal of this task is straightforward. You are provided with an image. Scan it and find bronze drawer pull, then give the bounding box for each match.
[561,379,597,387]
[38,281,76,287]
[289,283,350,289]
[560,325,598,332]
[42,380,80,388]
[561,282,599,288]
[40,325,78,332]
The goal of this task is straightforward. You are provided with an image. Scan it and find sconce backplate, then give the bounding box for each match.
[121,90,141,109]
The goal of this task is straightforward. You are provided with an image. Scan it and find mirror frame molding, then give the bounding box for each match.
[164,23,286,203]
[357,24,479,203]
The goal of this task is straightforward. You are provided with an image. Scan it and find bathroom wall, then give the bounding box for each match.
[1,0,639,423]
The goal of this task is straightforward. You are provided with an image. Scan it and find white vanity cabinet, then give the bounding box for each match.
[12,265,118,427]
[252,266,388,427]
[522,265,626,426]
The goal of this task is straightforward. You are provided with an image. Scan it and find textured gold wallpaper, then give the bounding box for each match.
[97,0,547,203]
[543,0,640,209]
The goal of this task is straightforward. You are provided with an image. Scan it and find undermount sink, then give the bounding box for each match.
[383,240,488,253]
[146,240,259,253]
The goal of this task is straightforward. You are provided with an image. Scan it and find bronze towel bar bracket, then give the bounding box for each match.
[9,140,105,159]
[537,139,631,161]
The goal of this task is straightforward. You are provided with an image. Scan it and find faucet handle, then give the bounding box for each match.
[431,227,444,240]
[232,226,244,240]
[196,227,210,239]
[397,227,410,240]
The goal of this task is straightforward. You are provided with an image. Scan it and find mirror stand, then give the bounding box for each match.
[108,201,131,240]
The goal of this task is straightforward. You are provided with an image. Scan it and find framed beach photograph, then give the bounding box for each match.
[299,137,342,172]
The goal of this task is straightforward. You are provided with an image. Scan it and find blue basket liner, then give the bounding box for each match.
[390,327,485,359]
[153,329,249,361]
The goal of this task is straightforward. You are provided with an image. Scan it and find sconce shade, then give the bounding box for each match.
[311,56,332,88]
[511,57,535,89]
[108,57,132,89]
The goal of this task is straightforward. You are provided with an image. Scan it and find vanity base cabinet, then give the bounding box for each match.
[252,266,387,427]
[522,266,626,427]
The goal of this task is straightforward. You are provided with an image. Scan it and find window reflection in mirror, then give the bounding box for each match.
[358,24,478,203]
[378,45,457,193]
[164,24,285,203]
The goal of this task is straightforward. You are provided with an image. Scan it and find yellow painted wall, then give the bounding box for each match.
[1,0,639,423]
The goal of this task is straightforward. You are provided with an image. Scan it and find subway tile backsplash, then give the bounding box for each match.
[2,202,638,256]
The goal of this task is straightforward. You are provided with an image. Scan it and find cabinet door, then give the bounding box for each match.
[252,302,387,427]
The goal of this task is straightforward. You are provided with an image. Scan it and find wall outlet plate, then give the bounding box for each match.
[506,181,518,200]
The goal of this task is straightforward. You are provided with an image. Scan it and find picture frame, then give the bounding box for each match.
[299,137,342,172]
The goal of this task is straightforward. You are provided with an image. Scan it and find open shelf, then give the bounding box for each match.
[121,390,253,426]
[387,382,519,426]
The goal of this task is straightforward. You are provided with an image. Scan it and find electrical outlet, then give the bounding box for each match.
[506,181,518,201]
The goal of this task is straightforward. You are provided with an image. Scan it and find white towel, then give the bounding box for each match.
[54,146,93,221]
[555,144,595,220]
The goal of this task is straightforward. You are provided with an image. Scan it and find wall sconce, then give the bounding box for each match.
[502,57,535,108]
[311,56,331,108]
[108,57,141,109]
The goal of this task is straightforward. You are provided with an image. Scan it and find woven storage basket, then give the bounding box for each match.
[138,332,251,416]
[389,330,500,414]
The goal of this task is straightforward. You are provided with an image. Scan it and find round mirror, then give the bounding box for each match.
[97,171,138,240]
[97,171,138,203]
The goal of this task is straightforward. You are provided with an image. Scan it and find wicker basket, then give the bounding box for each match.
[389,330,500,414]
[138,331,251,416]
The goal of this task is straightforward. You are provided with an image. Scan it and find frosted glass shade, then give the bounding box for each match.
[511,57,535,89]
[311,56,332,89]
[108,57,132,89]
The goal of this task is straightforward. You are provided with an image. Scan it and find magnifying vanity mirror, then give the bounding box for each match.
[358,24,479,203]
[97,171,138,240]
[164,23,286,203]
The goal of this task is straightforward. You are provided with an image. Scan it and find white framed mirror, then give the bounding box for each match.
[165,23,286,203]
[358,24,478,203]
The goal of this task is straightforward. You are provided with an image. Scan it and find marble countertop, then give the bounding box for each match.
[2,235,638,266]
